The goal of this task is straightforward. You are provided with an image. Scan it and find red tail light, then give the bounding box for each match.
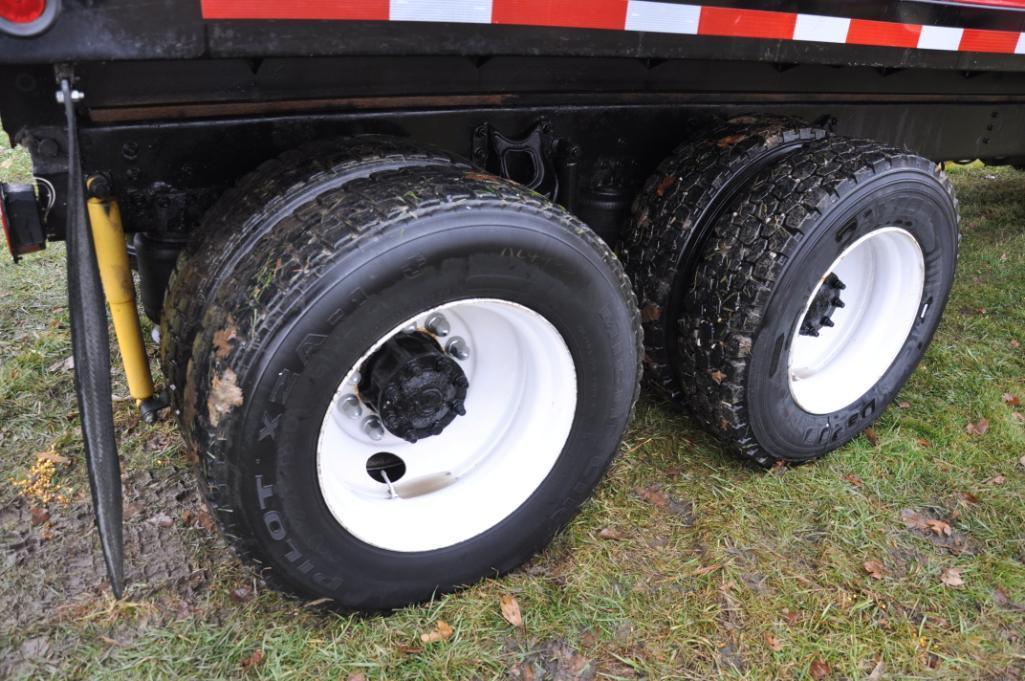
[0,0,45,24]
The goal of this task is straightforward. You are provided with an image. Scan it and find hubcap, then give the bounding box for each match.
[788,227,925,415]
[316,299,577,552]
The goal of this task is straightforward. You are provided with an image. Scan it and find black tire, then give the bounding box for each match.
[165,163,641,610]
[683,137,959,466]
[620,118,827,403]
[161,135,469,415]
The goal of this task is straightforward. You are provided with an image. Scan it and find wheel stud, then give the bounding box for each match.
[446,337,471,360]
[362,415,385,441]
[426,313,451,337]
[821,317,835,328]
[340,394,363,419]
[832,298,845,308]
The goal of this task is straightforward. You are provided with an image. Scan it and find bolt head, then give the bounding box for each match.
[362,416,385,441]
[340,394,363,419]
[446,337,471,360]
[425,313,451,337]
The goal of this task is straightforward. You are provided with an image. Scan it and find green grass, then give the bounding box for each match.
[1,145,1024,679]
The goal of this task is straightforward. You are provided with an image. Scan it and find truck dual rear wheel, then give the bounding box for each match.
[164,157,641,609]
[631,134,959,465]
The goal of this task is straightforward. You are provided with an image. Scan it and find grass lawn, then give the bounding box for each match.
[1,140,1023,679]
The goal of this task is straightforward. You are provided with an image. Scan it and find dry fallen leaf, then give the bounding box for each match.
[35,450,69,465]
[916,437,931,448]
[597,527,624,540]
[900,509,930,531]
[1011,339,1021,349]
[810,658,831,679]
[864,428,880,446]
[956,491,979,504]
[993,588,1025,611]
[783,610,800,627]
[420,619,454,644]
[230,586,254,603]
[1014,412,1025,424]
[965,418,989,436]
[346,674,368,681]
[708,369,727,384]
[30,507,49,526]
[863,560,885,580]
[1003,393,1021,407]
[396,644,423,655]
[693,564,722,577]
[867,660,885,681]
[926,519,952,536]
[637,485,668,508]
[898,400,911,409]
[762,631,784,652]
[940,567,964,587]
[240,649,264,670]
[47,356,74,373]
[988,474,1006,485]
[500,594,523,628]
[843,473,863,487]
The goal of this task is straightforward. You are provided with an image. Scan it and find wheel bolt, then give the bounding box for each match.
[402,323,418,334]
[340,394,362,419]
[426,313,450,337]
[349,371,361,385]
[447,336,471,360]
[362,415,385,441]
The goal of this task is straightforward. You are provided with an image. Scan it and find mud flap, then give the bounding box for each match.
[59,75,125,597]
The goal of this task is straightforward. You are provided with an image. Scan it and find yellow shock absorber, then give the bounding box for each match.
[86,177,156,407]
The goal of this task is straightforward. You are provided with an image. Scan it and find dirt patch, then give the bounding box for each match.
[0,465,229,675]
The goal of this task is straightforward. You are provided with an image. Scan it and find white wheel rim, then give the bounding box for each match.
[316,299,577,552]
[788,227,925,415]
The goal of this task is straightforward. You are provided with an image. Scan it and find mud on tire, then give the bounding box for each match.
[620,117,827,404]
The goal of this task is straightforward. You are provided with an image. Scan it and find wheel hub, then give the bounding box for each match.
[359,332,468,443]
[799,273,846,337]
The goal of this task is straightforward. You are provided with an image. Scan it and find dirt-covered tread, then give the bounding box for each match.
[160,135,468,416]
[682,136,959,466]
[177,164,642,603]
[620,117,827,404]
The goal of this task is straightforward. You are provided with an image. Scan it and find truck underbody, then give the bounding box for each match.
[0,0,1019,608]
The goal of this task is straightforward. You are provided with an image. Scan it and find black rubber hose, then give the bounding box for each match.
[61,77,125,598]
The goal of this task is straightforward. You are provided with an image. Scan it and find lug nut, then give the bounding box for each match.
[340,394,362,419]
[426,313,450,337]
[402,323,418,334]
[362,415,385,441]
[349,371,361,385]
[447,337,471,360]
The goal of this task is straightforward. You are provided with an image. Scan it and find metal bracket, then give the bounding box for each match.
[472,119,560,199]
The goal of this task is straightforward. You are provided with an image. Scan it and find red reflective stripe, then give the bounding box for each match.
[0,0,45,23]
[491,0,628,30]
[200,0,389,20]
[698,6,796,40]
[959,27,1020,52]
[847,18,922,48]
[948,0,1025,7]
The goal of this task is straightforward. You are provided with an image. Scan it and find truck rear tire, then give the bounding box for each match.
[621,118,827,403]
[164,162,641,609]
[682,137,959,465]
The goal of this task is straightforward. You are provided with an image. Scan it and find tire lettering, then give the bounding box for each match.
[258,412,281,441]
[263,510,287,540]
[255,475,274,511]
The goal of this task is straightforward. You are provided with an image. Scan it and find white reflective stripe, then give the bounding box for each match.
[917,24,964,51]
[792,14,850,44]
[1015,32,1025,54]
[625,0,700,35]
[390,0,493,23]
